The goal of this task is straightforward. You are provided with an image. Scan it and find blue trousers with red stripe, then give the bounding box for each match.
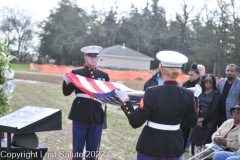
[137,153,181,160]
[72,121,102,160]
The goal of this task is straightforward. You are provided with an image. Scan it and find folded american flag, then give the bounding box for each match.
[65,73,144,106]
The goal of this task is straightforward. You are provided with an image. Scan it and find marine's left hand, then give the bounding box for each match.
[115,89,129,102]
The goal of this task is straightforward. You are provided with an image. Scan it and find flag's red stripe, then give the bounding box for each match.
[66,73,94,97]
[68,73,116,95]
[66,73,116,97]
[103,81,116,90]
[87,78,105,93]
[84,77,116,93]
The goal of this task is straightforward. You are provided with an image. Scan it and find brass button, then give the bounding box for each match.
[91,71,93,74]
[128,111,130,114]
[126,107,128,110]
[123,103,126,106]
[92,76,94,78]
[78,101,80,103]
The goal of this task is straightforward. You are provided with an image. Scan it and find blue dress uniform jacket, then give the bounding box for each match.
[62,65,109,125]
[121,81,198,158]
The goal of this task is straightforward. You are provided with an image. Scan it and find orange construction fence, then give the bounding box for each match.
[30,63,190,83]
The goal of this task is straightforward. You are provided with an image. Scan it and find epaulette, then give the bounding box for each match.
[147,84,162,89]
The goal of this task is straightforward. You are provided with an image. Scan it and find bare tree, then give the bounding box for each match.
[175,0,195,54]
[0,7,35,62]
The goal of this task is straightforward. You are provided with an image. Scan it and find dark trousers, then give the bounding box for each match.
[72,121,102,160]
[137,153,180,160]
[181,127,191,150]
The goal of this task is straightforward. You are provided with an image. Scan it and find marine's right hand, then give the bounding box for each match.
[63,73,71,85]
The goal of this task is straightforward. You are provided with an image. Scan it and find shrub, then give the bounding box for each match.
[0,38,16,116]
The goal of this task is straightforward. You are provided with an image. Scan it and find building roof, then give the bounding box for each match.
[99,45,154,61]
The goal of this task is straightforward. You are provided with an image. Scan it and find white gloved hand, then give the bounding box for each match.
[115,89,129,102]
[194,84,202,97]
[63,74,71,85]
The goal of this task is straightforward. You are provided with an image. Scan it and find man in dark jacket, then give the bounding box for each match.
[143,67,163,91]
[62,45,109,160]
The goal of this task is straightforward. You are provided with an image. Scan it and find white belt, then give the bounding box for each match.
[147,121,180,131]
[76,93,102,103]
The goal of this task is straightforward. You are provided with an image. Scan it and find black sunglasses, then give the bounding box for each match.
[231,110,240,115]
[203,79,213,84]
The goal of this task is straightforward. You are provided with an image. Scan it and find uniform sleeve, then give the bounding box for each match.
[120,89,152,128]
[184,94,198,127]
[105,74,110,82]
[62,82,75,96]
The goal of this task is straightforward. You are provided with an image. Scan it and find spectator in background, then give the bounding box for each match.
[197,64,206,77]
[217,64,240,127]
[182,62,200,88]
[201,104,240,159]
[143,65,164,91]
[189,74,221,158]
[181,62,200,152]
[197,64,206,85]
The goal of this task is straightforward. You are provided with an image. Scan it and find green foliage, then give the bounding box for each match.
[38,0,88,65]
[36,0,240,76]
[11,63,30,71]
[0,38,16,116]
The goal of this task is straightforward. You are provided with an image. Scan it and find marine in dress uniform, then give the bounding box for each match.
[62,45,109,160]
[115,51,201,160]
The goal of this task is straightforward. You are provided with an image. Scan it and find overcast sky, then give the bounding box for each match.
[0,0,225,23]
[0,0,221,54]
[0,0,206,21]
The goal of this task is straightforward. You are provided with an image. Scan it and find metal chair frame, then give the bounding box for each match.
[188,142,225,160]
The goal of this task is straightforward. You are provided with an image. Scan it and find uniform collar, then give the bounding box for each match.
[84,65,97,71]
[163,80,180,86]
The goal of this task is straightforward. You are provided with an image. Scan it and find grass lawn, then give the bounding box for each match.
[9,80,192,160]
[10,82,143,160]
[11,63,31,71]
